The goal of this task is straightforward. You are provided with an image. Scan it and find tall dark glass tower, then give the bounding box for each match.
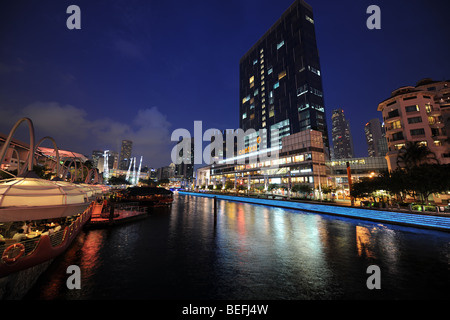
[331,108,354,159]
[119,140,133,170]
[239,0,329,156]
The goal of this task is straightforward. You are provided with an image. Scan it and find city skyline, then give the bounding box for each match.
[0,0,449,169]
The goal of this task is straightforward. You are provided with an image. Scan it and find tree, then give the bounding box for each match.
[349,164,450,205]
[158,178,170,185]
[224,180,234,191]
[291,184,312,198]
[396,141,439,169]
[108,175,130,185]
[406,164,450,204]
[350,178,376,200]
[321,185,336,200]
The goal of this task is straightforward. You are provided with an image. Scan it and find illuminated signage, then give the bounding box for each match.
[238,137,261,155]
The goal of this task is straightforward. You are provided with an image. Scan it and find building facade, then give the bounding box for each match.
[364,118,388,157]
[331,109,354,159]
[199,129,326,191]
[326,156,389,199]
[239,0,330,157]
[119,140,133,170]
[377,78,450,171]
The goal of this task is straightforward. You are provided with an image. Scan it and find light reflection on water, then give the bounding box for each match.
[26,194,450,300]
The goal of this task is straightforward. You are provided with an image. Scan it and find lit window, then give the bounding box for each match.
[273,82,280,89]
[268,67,273,75]
[308,65,320,76]
[242,95,250,104]
[306,16,314,24]
[277,41,285,50]
[254,89,259,96]
[249,76,254,84]
[278,70,286,80]
[262,121,266,127]
[405,105,419,112]
[253,59,258,65]
[242,113,247,119]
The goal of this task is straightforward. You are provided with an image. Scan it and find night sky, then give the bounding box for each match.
[1,0,449,169]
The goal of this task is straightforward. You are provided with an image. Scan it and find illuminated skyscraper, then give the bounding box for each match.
[119,140,133,170]
[331,108,354,159]
[239,0,330,156]
[364,118,388,157]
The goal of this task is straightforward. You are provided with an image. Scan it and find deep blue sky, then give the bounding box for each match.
[1,0,449,168]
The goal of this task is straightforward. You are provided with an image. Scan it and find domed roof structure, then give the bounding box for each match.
[0,177,91,222]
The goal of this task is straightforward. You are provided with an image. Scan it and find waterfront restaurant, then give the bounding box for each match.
[195,129,327,196]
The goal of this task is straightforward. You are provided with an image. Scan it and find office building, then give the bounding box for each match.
[201,129,326,191]
[331,109,354,159]
[377,78,450,171]
[174,137,195,180]
[239,0,330,157]
[119,140,133,170]
[364,118,388,157]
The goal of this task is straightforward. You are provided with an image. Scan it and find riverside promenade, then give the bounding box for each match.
[178,191,450,233]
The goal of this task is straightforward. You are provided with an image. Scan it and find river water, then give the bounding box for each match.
[25,193,450,300]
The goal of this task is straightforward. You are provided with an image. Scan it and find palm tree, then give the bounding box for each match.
[396,141,439,169]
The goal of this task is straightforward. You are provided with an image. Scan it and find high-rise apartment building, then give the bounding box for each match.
[119,140,133,170]
[239,0,329,157]
[364,118,388,157]
[377,78,450,171]
[331,109,354,159]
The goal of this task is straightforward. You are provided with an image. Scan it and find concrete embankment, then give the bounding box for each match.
[178,191,450,233]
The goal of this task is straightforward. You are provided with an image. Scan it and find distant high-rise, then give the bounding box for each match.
[174,138,194,180]
[91,150,104,169]
[331,109,354,159]
[119,140,133,170]
[239,0,330,156]
[364,118,388,157]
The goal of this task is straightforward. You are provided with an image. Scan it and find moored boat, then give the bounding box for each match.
[0,176,104,299]
[85,201,148,229]
[117,186,174,207]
